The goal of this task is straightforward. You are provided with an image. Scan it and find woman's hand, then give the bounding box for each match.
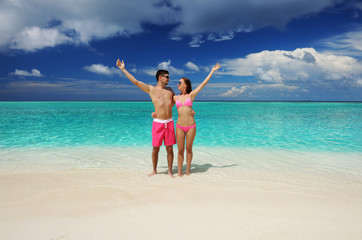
[116,59,125,70]
[212,62,221,72]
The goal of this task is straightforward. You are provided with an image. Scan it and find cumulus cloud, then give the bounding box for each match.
[143,60,203,77]
[220,86,248,97]
[143,60,185,77]
[220,84,299,97]
[219,47,362,97]
[185,62,200,72]
[11,68,43,77]
[10,26,72,52]
[158,60,185,75]
[221,48,362,81]
[83,64,121,76]
[0,0,179,52]
[0,0,347,51]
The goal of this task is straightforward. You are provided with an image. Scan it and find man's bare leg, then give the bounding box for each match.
[165,145,175,178]
[149,146,160,176]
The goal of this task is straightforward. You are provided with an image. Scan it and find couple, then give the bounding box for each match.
[116,59,220,177]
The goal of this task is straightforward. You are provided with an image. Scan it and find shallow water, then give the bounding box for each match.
[1,101,361,152]
[0,101,361,175]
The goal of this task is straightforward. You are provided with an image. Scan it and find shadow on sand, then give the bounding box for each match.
[186,163,238,174]
[160,163,238,175]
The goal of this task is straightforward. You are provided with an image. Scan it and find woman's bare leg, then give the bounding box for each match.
[176,127,186,176]
[185,127,196,175]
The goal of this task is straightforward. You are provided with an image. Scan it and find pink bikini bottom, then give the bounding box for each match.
[176,124,196,133]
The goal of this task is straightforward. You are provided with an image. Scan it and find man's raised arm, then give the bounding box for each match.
[116,59,150,93]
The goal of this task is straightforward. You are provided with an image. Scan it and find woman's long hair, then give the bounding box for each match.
[182,77,192,94]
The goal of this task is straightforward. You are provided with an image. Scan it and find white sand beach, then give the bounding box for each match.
[1,155,362,240]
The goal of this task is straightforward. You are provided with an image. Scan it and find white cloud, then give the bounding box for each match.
[0,0,351,50]
[185,62,200,72]
[11,68,43,77]
[220,86,248,97]
[62,19,126,44]
[170,36,182,41]
[221,48,362,83]
[9,26,72,51]
[189,35,204,47]
[356,78,362,86]
[143,60,186,77]
[83,64,121,76]
[207,31,234,42]
[158,60,185,75]
[319,29,362,55]
[219,47,362,97]
[0,0,178,51]
[220,84,298,97]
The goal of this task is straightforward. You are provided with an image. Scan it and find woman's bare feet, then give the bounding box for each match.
[168,171,175,178]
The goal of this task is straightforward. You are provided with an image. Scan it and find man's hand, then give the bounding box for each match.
[191,110,195,117]
[151,111,193,119]
[116,59,125,70]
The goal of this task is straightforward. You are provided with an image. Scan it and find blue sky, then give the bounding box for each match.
[0,0,362,101]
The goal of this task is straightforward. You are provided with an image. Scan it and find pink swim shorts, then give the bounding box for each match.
[152,118,176,147]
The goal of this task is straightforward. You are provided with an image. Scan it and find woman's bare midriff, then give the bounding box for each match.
[177,107,195,126]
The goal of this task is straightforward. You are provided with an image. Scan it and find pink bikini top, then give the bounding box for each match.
[176,97,192,108]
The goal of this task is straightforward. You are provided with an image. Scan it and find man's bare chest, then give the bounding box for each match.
[151,89,173,103]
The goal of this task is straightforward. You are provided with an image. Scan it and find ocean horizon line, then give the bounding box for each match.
[1,100,362,103]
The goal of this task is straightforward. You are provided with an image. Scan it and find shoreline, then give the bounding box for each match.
[1,100,362,103]
[1,168,362,240]
[1,146,361,176]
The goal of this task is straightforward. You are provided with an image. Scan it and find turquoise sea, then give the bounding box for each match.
[0,101,361,175]
[0,101,361,152]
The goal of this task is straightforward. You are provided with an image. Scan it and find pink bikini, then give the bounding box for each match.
[175,97,196,133]
[175,97,193,108]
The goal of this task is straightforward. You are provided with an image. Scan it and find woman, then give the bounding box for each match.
[174,63,220,176]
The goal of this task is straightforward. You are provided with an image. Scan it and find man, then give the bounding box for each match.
[116,59,176,177]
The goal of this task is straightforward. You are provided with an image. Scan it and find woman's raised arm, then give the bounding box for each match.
[190,62,221,99]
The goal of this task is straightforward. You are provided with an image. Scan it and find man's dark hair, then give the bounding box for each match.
[156,70,169,81]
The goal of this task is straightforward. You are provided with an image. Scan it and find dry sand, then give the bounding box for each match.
[1,168,362,240]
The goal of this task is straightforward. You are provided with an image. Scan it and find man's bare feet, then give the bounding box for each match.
[186,171,191,176]
[178,172,184,177]
[148,171,157,177]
